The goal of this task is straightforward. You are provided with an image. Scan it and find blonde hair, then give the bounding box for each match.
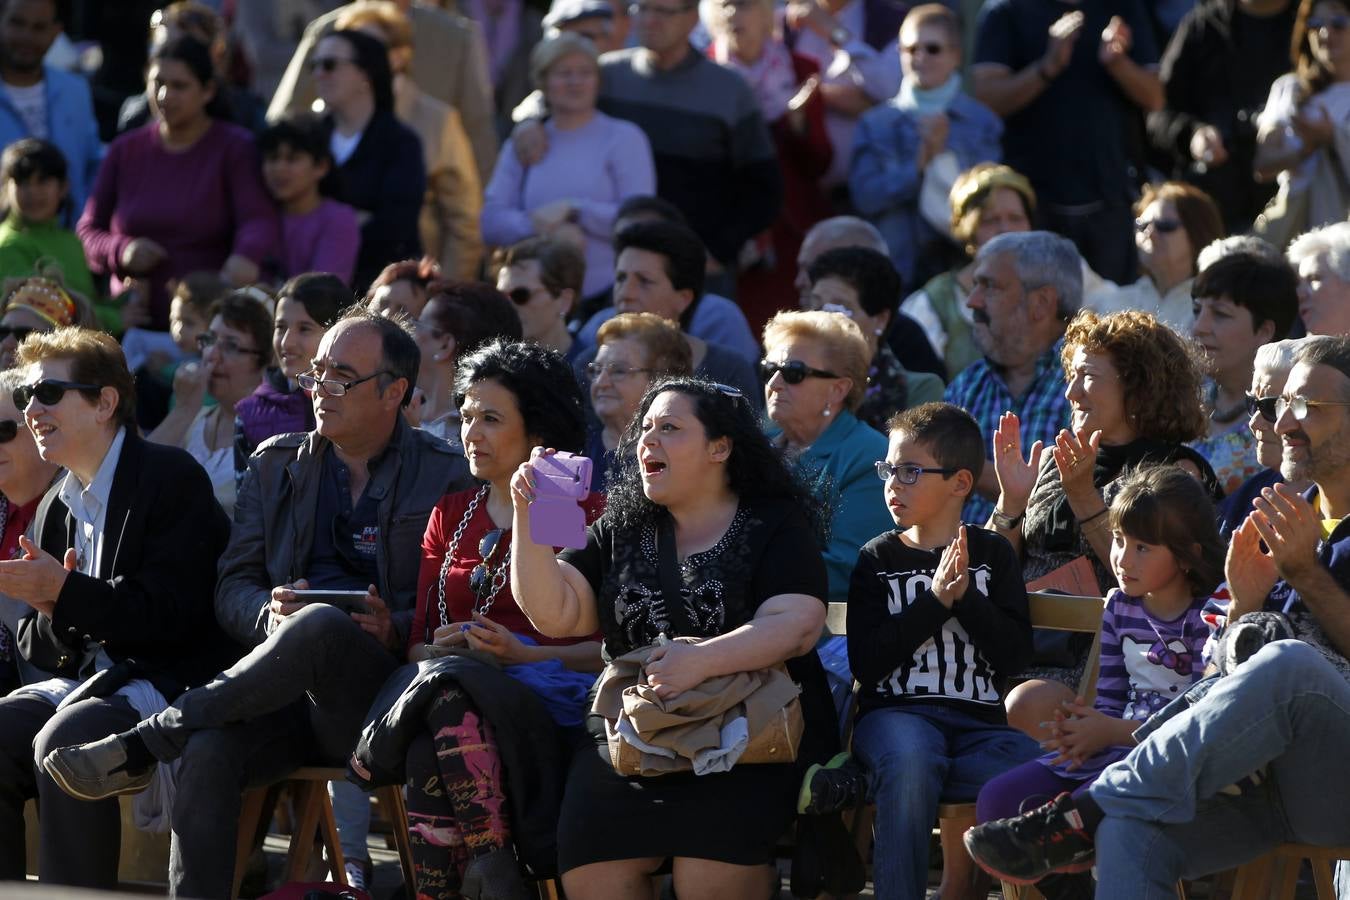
[530,32,599,87]
[596,312,693,377]
[950,163,1036,253]
[761,310,870,411]
[335,1,412,48]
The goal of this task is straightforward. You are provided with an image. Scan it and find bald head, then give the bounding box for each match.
[796,217,891,305]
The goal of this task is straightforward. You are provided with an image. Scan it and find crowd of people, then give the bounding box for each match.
[0,0,1346,899]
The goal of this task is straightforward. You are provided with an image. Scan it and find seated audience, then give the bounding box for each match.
[573,221,762,405]
[585,312,692,491]
[258,114,361,286]
[0,274,89,370]
[313,29,427,292]
[367,258,440,320]
[850,4,1002,286]
[509,378,836,899]
[40,310,472,899]
[802,401,1036,900]
[964,336,1350,899]
[705,0,833,336]
[1287,220,1350,337]
[236,273,350,463]
[1254,2,1350,233]
[0,327,233,890]
[945,231,1081,525]
[988,310,1219,740]
[1188,252,1299,495]
[495,237,585,361]
[483,33,656,301]
[77,36,279,331]
[131,272,227,431]
[902,163,1034,380]
[147,292,274,515]
[412,282,524,447]
[353,340,604,897]
[0,140,97,320]
[805,246,945,431]
[576,196,760,363]
[974,464,1224,900]
[797,215,947,382]
[338,1,484,281]
[1087,181,1225,334]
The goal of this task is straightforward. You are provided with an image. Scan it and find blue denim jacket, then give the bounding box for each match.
[0,66,103,225]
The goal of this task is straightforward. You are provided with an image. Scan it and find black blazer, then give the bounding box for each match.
[16,430,240,701]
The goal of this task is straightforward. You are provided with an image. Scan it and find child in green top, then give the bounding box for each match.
[0,139,105,329]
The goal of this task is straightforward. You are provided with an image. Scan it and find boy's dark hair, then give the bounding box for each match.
[885,402,985,493]
[613,220,706,328]
[259,113,342,199]
[173,271,232,319]
[1192,252,1299,341]
[614,194,688,229]
[1109,464,1225,596]
[1,137,69,222]
[807,246,903,318]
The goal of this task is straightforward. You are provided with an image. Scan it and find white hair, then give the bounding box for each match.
[1198,235,1282,272]
[805,216,889,257]
[1287,222,1350,282]
[1253,338,1309,378]
[977,231,1083,319]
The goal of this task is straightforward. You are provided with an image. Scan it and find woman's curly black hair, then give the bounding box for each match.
[603,378,825,537]
[453,339,587,452]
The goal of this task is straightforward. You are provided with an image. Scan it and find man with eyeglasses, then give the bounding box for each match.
[966,335,1350,897]
[41,309,472,898]
[0,326,234,890]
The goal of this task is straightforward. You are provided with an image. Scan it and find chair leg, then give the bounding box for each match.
[284,779,346,884]
[378,784,418,893]
[938,813,987,900]
[1230,854,1275,900]
[231,787,268,900]
[316,782,347,884]
[1311,858,1337,900]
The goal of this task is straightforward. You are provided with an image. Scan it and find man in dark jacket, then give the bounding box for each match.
[0,327,234,890]
[43,310,473,898]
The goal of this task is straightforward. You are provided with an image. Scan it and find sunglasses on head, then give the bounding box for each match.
[1309,14,1350,31]
[0,420,19,444]
[1245,392,1279,423]
[0,325,35,344]
[468,528,507,597]
[757,359,839,384]
[1135,217,1183,234]
[12,378,101,410]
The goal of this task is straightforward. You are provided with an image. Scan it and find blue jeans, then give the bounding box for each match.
[1089,640,1350,899]
[852,702,1040,899]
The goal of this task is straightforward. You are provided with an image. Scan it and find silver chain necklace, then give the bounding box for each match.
[435,485,512,628]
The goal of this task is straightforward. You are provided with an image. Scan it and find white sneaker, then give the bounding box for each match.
[344,858,372,892]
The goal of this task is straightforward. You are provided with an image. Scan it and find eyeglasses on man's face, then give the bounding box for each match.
[297,369,391,397]
[1274,393,1350,421]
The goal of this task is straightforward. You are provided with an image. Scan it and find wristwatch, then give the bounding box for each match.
[991,508,1024,530]
[830,25,851,48]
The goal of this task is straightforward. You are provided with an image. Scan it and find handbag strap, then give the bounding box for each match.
[656,515,694,636]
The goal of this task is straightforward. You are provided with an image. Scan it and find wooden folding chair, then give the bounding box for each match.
[1230,843,1350,900]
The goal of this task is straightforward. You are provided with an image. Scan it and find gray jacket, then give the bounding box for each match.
[216,417,473,648]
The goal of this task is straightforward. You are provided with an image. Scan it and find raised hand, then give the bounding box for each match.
[1052,428,1102,501]
[1098,15,1132,66]
[930,525,970,608]
[1250,483,1321,582]
[992,411,1044,515]
[1042,11,1083,78]
[1225,515,1279,618]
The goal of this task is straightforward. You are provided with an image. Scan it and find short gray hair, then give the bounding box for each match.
[805,216,889,256]
[1253,338,1308,379]
[1198,235,1281,272]
[977,231,1083,319]
[1287,222,1350,282]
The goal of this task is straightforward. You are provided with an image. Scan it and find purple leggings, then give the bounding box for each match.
[975,759,1094,824]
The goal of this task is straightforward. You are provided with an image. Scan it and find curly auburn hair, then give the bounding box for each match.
[1061,310,1209,445]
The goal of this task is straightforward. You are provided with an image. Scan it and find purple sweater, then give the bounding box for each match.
[279,198,360,285]
[481,111,655,297]
[1095,588,1209,723]
[77,121,280,328]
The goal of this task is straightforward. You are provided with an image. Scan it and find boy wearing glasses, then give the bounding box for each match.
[802,401,1037,899]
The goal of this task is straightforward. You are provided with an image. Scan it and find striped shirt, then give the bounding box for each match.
[1096,588,1209,722]
[943,339,1071,524]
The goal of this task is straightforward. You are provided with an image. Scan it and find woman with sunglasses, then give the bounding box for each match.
[508,378,835,900]
[988,310,1221,741]
[387,340,602,897]
[495,236,585,361]
[1254,0,1350,232]
[0,274,89,370]
[1217,338,1312,538]
[147,292,274,515]
[1086,181,1225,334]
[411,282,523,446]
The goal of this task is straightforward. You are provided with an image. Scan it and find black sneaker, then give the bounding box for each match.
[797,752,867,815]
[962,792,1095,885]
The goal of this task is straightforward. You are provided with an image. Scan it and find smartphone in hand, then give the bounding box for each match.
[290,589,371,615]
[528,450,591,549]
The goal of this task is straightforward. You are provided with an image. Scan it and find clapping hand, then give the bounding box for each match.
[1042,11,1083,79]
[0,534,75,617]
[930,525,970,608]
[1052,428,1101,500]
[1250,483,1321,582]
[991,411,1044,516]
[1098,15,1132,66]
[1225,514,1279,618]
[1189,125,1229,166]
[918,113,950,167]
[1293,105,1335,152]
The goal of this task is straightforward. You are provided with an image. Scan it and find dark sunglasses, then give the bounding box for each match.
[758,358,840,384]
[309,57,353,73]
[13,378,101,410]
[506,287,544,306]
[903,41,946,55]
[1245,392,1278,423]
[1135,217,1183,234]
[468,529,506,596]
[1309,14,1350,31]
[0,325,35,343]
[0,420,19,443]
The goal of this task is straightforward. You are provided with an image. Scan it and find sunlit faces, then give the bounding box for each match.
[262,143,329,209]
[0,387,50,498]
[1190,294,1272,380]
[147,58,215,132]
[1248,365,1289,471]
[308,321,400,442]
[590,337,653,431]
[1134,198,1193,283]
[200,314,265,406]
[0,0,61,74]
[1274,360,1350,483]
[613,247,692,321]
[459,377,535,484]
[630,0,698,56]
[273,297,327,380]
[5,171,64,224]
[1064,348,1135,445]
[413,298,454,371]
[0,304,50,370]
[541,50,600,117]
[369,280,428,319]
[1295,252,1350,337]
[966,251,1031,365]
[898,19,958,90]
[970,187,1032,251]
[169,296,209,357]
[1109,530,1186,598]
[1309,0,1350,71]
[20,357,114,469]
[497,259,568,341]
[312,35,371,113]
[762,336,847,439]
[636,390,729,506]
[881,429,969,530]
